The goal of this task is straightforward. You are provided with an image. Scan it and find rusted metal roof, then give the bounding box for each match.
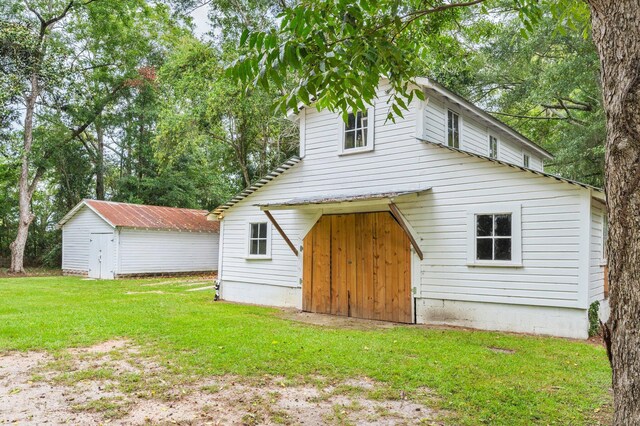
[210,156,302,219]
[257,188,432,210]
[59,200,219,233]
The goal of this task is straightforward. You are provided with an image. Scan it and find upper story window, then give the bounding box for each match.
[467,204,522,267]
[345,111,368,149]
[338,107,374,154]
[447,110,460,148]
[523,153,530,168]
[247,222,272,259]
[489,135,498,159]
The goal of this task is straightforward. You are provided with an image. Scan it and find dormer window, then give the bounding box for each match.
[523,153,530,168]
[447,110,460,148]
[338,107,375,154]
[489,135,498,159]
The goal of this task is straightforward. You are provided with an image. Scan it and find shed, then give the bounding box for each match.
[59,200,219,279]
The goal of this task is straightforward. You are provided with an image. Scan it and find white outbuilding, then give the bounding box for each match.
[59,200,219,279]
[209,78,608,339]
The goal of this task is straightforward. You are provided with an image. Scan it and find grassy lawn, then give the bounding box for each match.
[0,276,611,425]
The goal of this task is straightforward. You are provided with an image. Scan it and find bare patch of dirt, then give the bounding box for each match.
[278,310,401,331]
[142,279,213,288]
[0,268,62,278]
[487,346,516,354]
[0,340,441,425]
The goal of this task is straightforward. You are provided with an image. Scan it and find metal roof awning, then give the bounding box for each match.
[257,188,432,210]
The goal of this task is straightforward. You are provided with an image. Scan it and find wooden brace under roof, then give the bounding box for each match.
[388,203,424,260]
[263,210,299,256]
[261,202,424,261]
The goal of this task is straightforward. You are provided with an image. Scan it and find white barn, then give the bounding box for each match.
[60,200,219,279]
[209,78,608,339]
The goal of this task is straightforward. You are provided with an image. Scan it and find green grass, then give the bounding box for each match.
[0,276,611,424]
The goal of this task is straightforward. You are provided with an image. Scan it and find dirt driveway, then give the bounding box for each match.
[0,340,439,425]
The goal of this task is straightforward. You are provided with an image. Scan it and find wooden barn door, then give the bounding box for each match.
[302,212,412,323]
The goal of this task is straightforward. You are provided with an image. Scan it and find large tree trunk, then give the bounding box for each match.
[588,1,640,424]
[9,74,39,274]
[95,121,105,200]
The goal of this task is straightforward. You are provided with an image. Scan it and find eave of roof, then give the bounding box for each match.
[418,137,604,197]
[209,156,302,219]
[256,187,432,209]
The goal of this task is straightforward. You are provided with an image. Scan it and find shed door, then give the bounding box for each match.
[302,212,412,323]
[88,233,114,279]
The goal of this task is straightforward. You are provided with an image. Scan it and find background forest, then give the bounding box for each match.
[0,0,603,268]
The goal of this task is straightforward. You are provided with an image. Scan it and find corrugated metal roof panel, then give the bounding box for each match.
[419,138,604,193]
[60,200,219,233]
[257,188,432,209]
[210,156,302,218]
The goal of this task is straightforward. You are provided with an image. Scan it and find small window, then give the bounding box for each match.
[339,108,374,154]
[248,222,270,257]
[476,214,512,261]
[344,111,368,150]
[447,110,460,148]
[523,153,530,168]
[467,204,522,267]
[489,135,498,159]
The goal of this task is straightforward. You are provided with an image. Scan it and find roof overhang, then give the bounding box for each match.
[257,188,432,211]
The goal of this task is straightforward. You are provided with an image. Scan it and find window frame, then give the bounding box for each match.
[467,203,522,267]
[447,109,461,149]
[337,106,375,155]
[523,153,530,168]
[488,135,499,159]
[246,221,272,259]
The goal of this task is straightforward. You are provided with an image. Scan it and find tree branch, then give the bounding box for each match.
[43,1,75,27]
[22,0,45,25]
[488,111,565,120]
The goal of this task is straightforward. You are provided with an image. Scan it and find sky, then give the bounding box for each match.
[190,4,210,38]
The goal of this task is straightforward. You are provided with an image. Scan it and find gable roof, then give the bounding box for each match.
[59,200,220,233]
[418,137,604,197]
[210,156,302,219]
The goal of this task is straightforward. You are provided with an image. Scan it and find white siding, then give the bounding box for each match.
[422,97,445,143]
[461,116,488,156]
[589,200,606,303]
[62,206,114,272]
[118,229,219,274]
[219,83,589,312]
[529,155,544,172]
[499,139,523,166]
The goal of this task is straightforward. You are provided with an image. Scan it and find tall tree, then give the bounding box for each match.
[155,36,297,189]
[1,0,181,273]
[229,0,639,421]
[2,0,72,274]
[416,5,604,185]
